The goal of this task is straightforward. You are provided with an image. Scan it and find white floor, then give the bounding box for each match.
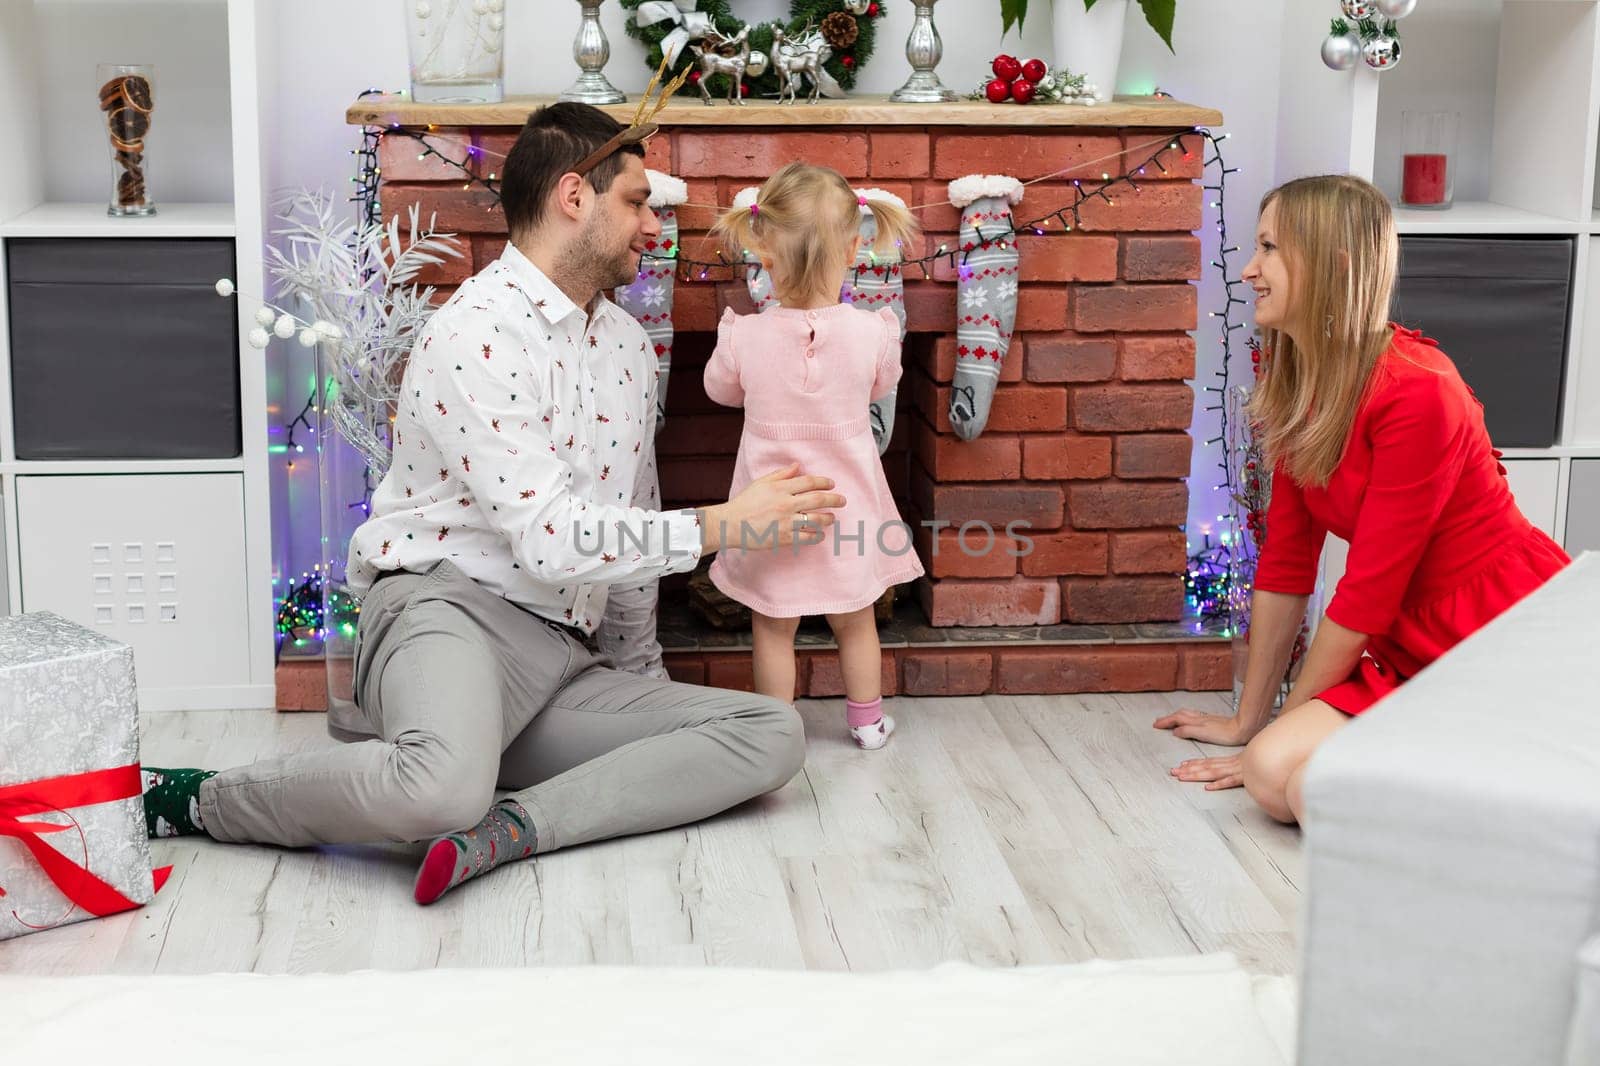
[0,691,1302,977]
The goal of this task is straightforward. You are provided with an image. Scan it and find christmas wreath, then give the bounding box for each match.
[620,0,884,100]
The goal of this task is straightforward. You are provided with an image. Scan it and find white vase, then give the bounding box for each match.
[1051,0,1128,103]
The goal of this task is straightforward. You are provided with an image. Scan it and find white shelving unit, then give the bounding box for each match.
[0,0,273,711]
[1276,0,1600,570]
[0,202,236,238]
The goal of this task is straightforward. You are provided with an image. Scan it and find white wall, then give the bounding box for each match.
[260,0,1058,204]
[1118,0,1282,544]
[260,0,1278,582]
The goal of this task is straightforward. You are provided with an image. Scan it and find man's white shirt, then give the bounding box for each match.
[348,244,703,676]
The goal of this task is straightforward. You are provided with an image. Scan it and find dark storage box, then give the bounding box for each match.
[1392,236,1573,448]
[7,238,240,459]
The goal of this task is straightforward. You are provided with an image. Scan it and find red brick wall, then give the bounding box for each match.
[666,643,1231,698]
[376,125,1205,630]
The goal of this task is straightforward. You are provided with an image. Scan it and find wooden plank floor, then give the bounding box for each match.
[0,693,1302,976]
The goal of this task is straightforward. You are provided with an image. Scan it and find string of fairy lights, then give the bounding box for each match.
[367,123,1212,285]
[274,101,1247,649]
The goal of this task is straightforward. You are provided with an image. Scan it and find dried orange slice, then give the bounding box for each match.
[108,105,149,142]
[98,77,128,112]
[123,75,152,112]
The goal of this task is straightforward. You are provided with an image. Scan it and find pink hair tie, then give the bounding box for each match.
[749,203,760,216]
[857,195,868,206]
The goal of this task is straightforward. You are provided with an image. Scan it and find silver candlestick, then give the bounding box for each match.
[560,0,626,104]
[890,0,958,103]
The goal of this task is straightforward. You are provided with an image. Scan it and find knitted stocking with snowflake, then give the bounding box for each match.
[614,170,687,433]
[843,187,908,455]
[947,175,1024,440]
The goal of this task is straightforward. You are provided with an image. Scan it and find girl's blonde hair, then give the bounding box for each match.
[710,162,920,306]
[1248,174,1398,487]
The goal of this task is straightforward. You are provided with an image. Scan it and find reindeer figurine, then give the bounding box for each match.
[770,23,830,105]
[689,25,767,106]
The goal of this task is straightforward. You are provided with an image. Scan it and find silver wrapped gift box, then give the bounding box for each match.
[0,611,166,940]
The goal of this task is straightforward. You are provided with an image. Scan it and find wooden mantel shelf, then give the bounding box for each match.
[347,92,1222,129]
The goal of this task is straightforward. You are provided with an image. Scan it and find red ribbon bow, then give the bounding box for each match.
[0,764,172,929]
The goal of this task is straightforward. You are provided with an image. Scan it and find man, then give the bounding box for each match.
[142,102,843,905]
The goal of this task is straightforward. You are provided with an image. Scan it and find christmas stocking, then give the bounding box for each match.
[843,187,908,455]
[946,175,1024,441]
[615,169,687,433]
[731,186,779,312]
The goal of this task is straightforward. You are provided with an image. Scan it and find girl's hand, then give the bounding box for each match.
[1152,708,1254,746]
[1170,754,1245,791]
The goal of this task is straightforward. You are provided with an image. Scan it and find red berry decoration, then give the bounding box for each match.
[1022,58,1047,83]
[992,54,1022,82]
[868,2,879,14]
[1011,78,1036,104]
[985,77,1012,104]
[841,55,855,68]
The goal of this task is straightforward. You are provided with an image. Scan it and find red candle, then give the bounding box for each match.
[1403,153,1448,205]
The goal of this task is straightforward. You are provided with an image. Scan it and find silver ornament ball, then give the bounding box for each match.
[1362,32,1402,70]
[843,0,871,13]
[1374,0,1417,17]
[1341,0,1375,18]
[1321,32,1361,71]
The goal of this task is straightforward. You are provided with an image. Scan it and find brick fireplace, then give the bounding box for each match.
[318,93,1231,704]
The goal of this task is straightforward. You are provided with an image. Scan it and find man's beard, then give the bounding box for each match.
[569,216,639,294]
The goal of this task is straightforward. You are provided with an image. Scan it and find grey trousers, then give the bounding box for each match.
[199,561,806,851]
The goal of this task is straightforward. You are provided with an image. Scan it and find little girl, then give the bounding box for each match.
[703,162,924,750]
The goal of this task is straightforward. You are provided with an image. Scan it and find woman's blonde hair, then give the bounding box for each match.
[710,162,920,306]
[1248,174,1398,487]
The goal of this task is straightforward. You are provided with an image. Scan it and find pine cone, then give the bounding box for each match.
[821,11,859,49]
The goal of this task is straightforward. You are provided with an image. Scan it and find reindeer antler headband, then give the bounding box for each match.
[570,56,690,177]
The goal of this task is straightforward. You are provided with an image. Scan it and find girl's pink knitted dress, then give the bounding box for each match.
[703,303,924,616]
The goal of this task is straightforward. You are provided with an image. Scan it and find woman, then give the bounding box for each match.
[1155,175,1570,824]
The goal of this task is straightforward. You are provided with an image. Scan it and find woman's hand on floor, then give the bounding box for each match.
[1152,708,1253,745]
[1168,754,1244,791]
[1154,709,1253,791]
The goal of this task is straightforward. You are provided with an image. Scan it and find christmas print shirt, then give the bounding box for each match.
[347,244,703,677]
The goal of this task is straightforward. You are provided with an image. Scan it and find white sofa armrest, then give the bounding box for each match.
[1298,553,1600,1066]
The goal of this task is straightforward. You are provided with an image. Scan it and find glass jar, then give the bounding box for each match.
[405,0,507,103]
[98,63,156,217]
[316,337,385,719]
[1400,110,1458,210]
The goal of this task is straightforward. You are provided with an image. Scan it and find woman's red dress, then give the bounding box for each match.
[1252,326,1571,714]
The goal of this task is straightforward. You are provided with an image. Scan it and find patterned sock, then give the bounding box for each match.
[141,767,216,838]
[947,176,1025,441]
[844,189,909,456]
[413,799,537,906]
